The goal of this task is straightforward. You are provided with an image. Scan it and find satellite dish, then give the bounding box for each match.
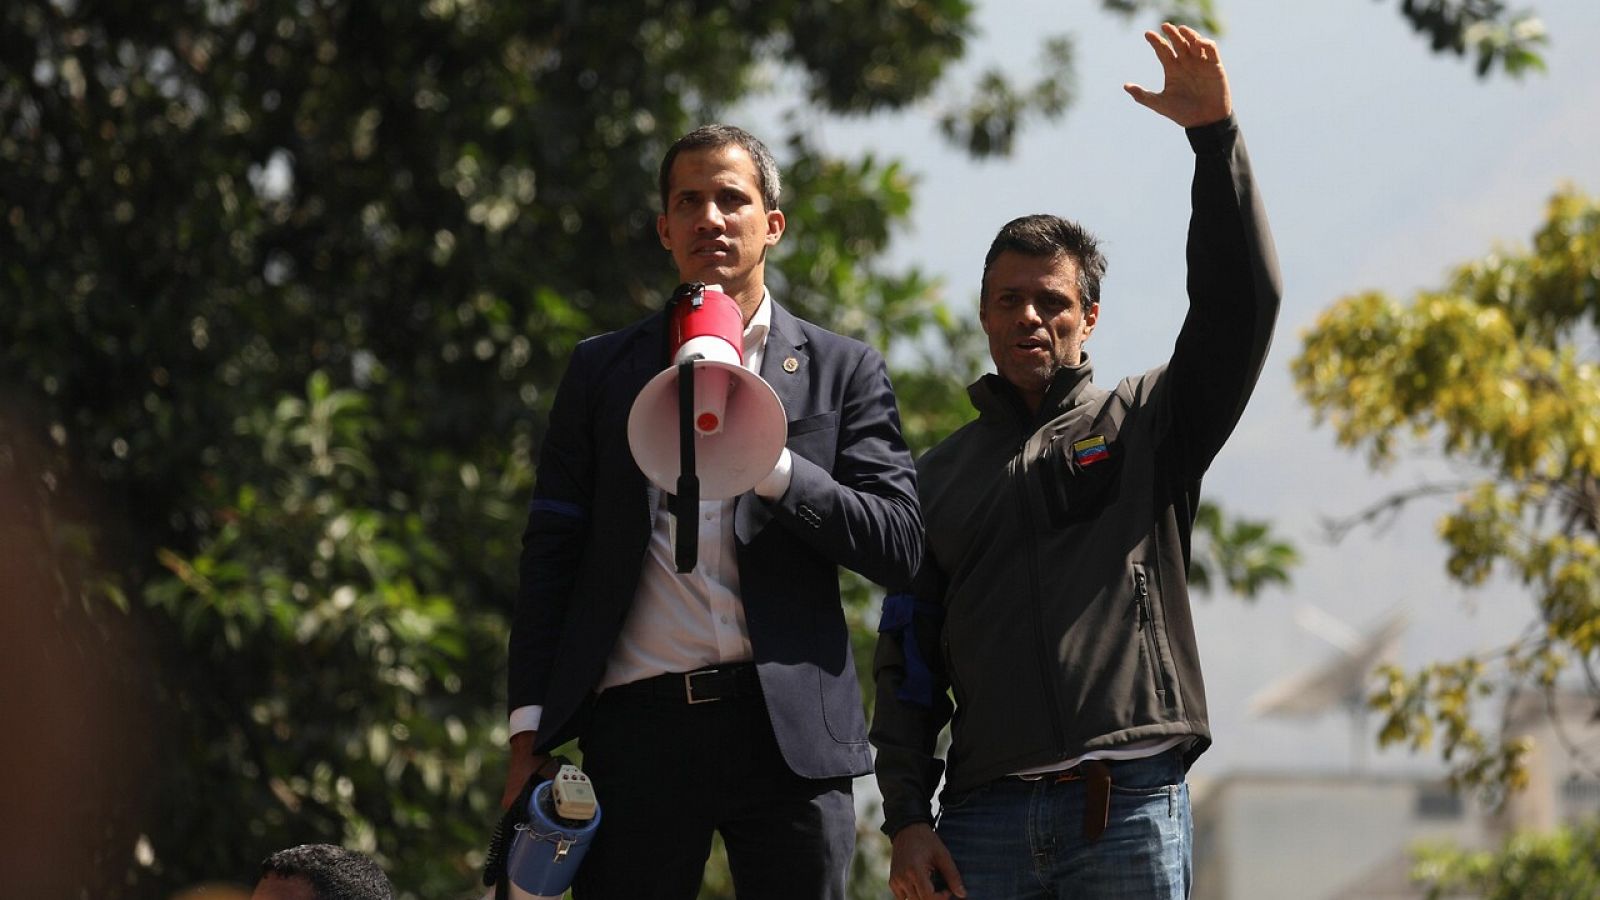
[1249,605,1408,770]
[1250,606,1408,718]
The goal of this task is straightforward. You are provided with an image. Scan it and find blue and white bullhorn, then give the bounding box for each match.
[487,765,602,900]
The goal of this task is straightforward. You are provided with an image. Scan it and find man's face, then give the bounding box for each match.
[656,144,785,310]
[251,874,317,900]
[979,250,1098,403]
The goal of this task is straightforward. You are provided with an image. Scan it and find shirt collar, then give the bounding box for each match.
[743,289,772,358]
[969,352,1096,425]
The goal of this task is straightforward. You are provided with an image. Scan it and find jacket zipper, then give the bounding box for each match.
[940,629,966,709]
[1134,564,1170,708]
[1016,432,1069,758]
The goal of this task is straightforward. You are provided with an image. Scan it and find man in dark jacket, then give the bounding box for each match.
[871,23,1280,900]
[503,124,922,899]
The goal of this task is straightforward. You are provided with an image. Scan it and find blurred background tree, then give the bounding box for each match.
[1411,816,1600,899]
[1389,0,1548,78]
[1294,188,1600,807]
[2,0,1543,896]
[1189,502,1298,599]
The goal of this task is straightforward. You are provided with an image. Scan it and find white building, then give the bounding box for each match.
[1192,690,1600,900]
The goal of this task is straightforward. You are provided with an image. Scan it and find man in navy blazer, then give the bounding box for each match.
[501,124,922,899]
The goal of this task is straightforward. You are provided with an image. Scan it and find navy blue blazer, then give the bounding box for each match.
[509,301,922,779]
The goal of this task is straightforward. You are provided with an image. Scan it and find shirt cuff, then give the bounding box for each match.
[509,705,543,738]
[754,448,793,500]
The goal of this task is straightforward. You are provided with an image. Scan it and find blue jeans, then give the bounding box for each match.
[934,749,1192,899]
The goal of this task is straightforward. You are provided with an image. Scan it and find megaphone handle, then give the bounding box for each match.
[674,357,699,573]
[483,768,539,897]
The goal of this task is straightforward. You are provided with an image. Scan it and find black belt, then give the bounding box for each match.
[605,663,762,705]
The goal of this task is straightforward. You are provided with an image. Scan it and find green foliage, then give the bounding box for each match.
[1102,0,1224,33]
[1189,502,1299,599]
[1412,817,1600,899]
[1372,655,1535,808]
[784,0,974,113]
[1294,188,1600,803]
[1390,0,1549,78]
[939,35,1076,159]
[140,372,506,894]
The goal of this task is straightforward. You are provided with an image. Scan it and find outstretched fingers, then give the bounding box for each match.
[1163,22,1192,56]
[1181,24,1222,64]
[1143,27,1178,65]
[1161,23,1219,66]
[1125,21,1232,127]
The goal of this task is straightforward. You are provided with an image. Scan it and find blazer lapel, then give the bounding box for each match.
[623,312,669,533]
[758,302,810,417]
[735,302,809,545]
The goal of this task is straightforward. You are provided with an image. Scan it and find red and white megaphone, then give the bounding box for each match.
[627,283,787,568]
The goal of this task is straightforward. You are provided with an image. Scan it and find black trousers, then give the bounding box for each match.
[572,675,855,899]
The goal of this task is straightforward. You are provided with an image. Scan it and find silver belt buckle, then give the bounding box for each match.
[684,668,720,704]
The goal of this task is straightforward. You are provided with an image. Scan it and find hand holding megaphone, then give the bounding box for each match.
[481,765,602,900]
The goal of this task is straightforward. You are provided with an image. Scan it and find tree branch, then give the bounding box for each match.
[1318,480,1477,543]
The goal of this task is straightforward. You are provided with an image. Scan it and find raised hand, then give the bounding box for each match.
[1123,22,1231,128]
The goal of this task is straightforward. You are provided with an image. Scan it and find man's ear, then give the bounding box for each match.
[1082,300,1100,337]
[764,208,786,246]
[656,213,671,250]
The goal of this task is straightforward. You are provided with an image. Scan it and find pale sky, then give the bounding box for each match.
[751,0,1600,778]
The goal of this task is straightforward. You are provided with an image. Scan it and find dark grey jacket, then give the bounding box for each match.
[870,115,1281,837]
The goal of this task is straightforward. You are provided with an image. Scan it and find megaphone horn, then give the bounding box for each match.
[627,284,788,531]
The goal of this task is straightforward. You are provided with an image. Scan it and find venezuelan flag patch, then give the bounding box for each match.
[1072,435,1110,467]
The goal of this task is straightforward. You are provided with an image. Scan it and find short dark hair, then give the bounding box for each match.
[658,124,782,213]
[980,214,1108,307]
[258,844,393,900]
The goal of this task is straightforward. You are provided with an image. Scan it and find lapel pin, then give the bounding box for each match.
[782,356,799,373]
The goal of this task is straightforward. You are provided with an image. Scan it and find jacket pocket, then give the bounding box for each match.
[1038,433,1123,527]
[1132,562,1178,716]
[787,410,838,436]
[786,410,839,466]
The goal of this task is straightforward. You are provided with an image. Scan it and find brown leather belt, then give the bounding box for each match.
[606,663,761,705]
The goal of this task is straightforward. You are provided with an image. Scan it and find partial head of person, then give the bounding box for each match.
[250,844,393,900]
[656,124,786,321]
[979,214,1107,412]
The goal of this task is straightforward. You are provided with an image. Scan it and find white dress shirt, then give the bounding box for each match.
[510,291,791,737]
